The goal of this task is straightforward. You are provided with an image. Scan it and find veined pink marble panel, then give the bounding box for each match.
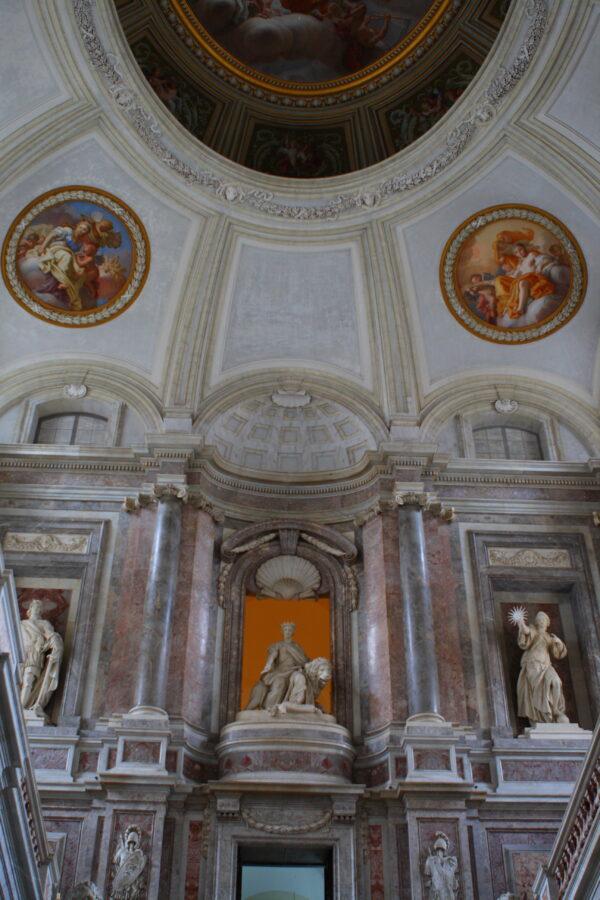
[77,751,99,774]
[159,817,176,898]
[359,761,389,787]
[414,749,451,770]
[182,754,218,783]
[44,816,84,896]
[501,759,582,782]
[486,829,555,898]
[166,505,200,716]
[98,509,155,714]
[368,824,385,899]
[122,740,160,764]
[472,762,492,783]
[181,510,217,727]
[425,518,468,724]
[184,820,203,900]
[31,748,69,770]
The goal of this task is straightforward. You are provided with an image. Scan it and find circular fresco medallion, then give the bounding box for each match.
[169,0,452,96]
[439,205,587,344]
[1,186,150,328]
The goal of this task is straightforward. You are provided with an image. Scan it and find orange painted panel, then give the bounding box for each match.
[240,595,332,713]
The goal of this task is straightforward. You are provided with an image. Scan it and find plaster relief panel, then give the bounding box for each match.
[212,238,371,384]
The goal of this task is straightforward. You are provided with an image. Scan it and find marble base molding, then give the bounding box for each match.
[217,717,355,784]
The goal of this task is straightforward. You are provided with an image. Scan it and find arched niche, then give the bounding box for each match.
[217,521,358,733]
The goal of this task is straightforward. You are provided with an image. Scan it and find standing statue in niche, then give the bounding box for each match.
[20,599,63,717]
[246,621,332,715]
[509,606,570,724]
[423,832,459,899]
[110,826,147,899]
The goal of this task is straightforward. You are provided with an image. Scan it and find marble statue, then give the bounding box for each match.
[20,599,64,716]
[509,607,570,724]
[246,621,332,713]
[424,832,459,899]
[110,826,146,899]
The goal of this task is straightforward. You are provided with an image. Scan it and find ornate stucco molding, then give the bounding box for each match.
[2,532,90,554]
[240,805,333,834]
[72,0,547,221]
[393,488,456,521]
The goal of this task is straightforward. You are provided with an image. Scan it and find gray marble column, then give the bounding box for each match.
[396,493,441,719]
[132,485,185,715]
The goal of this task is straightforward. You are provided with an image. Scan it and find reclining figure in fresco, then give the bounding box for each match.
[246,621,332,716]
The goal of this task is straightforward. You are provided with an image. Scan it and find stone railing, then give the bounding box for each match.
[534,716,600,898]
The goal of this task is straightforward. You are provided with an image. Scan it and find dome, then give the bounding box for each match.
[203,389,379,472]
[116,0,511,176]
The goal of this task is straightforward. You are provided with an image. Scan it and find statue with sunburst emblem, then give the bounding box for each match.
[508,606,570,725]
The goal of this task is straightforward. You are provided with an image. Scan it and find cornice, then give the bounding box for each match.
[72,0,548,220]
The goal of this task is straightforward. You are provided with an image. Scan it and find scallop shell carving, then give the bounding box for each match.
[256,555,321,600]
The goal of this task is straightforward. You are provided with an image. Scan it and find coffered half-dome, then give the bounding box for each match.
[203,389,380,472]
[116,0,510,176]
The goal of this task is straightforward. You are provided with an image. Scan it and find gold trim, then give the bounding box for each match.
[1,185,150,329]
[169,0,451,97]
[438,204,587,345]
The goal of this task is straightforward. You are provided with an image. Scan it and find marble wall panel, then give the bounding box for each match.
[31,748,69,770]
[77,751,99,774]
[122,740,161,765]
[368,824,385,899]
[396,823,411,899]
[425,517,471,724]
[485,829,555,898]
[97,508,155,715]
[360,512,405,732]
[43,816,84,896]
[184,820,203,900]
[414,750,451,771]
[180,509,218,731]
[159,817,176,898]
[500,759,582,782]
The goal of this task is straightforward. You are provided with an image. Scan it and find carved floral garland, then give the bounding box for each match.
[72,0,547,220]
[241,806,332,834]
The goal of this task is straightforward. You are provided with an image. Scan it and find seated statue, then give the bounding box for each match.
[246,621,332,715]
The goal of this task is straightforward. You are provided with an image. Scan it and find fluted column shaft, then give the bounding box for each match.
[133,493,183,712]
[397,501,441,718]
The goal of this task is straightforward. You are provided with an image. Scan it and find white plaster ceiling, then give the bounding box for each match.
[0,0,598,471]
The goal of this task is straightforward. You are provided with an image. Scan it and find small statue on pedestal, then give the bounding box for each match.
[508,606,570,725]
[20,599,63,719]
[423,832,459,898]
[246,621,332,717]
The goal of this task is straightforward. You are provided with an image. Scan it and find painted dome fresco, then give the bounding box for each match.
[116,0,511,176]
[174,0,441,87]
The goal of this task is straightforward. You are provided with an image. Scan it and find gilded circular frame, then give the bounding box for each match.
[439,205,587,344]
[168,0,452,97]
[1,186,150,328]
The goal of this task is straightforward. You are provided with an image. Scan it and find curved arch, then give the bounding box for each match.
[419,375,600,457]
[0,359,164,438]
[218,520,357,731]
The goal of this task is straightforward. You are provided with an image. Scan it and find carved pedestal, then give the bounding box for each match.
[217,713,355,784]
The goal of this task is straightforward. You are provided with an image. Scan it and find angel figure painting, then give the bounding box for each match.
[440,206,586,344]
[2,187,149,327]
[187,0,438,82]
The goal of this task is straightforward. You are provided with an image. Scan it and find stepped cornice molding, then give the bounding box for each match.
[72,0,547,221]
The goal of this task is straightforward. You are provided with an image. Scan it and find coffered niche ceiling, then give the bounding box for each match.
[115,0,510,175]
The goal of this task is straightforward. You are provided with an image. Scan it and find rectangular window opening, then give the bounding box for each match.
[236,844,333,900]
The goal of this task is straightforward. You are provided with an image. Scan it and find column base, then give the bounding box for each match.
[127,704,169,722]
[520,722,592,741]
[405,712,447,729]
[402,717,462,783]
